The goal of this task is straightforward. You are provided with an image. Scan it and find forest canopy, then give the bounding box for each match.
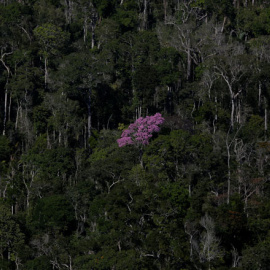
[1,0,270,269]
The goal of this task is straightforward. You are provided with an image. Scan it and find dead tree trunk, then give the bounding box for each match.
[0,51,13,135]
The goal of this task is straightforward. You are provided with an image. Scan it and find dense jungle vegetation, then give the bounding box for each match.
[1,0,270,269]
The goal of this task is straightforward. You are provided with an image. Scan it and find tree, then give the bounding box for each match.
[199,214,224,269]
[117,113,164,147]
[33,23,69,86]
[0,203,24,266]
[76,0,99,48]
[55,48,115,142]
[114,0,139,31]
[0,51,12,136]
[237,6,270,38]
[242,238,270,270]
[44,91,83,147]
[29,195,75,233]
[212,49,250,129]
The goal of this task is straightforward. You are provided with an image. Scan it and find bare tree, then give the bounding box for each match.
[231,245,241,268]
[225,125,242,204]
[213,45,248,129]
[185,220,199,259]
[0,50,13,135]
[81,1,98,48]
[249,36,270,139]
[199,214,224,270]
[137,0,149,30]
[163,20,199,81]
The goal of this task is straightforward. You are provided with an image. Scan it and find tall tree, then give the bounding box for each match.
[33,23,69,87]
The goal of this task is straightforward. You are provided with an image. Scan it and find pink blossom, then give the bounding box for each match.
[117,136,134,147]
[117,113,164,147]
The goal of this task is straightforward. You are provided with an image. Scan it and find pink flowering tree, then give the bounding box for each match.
[117,113,165,147]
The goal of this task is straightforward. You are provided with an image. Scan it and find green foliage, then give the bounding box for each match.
[242,235,270,270]
[9,62,44,100]
[0,136,11,175]
[0,203,25,259]
[204,0,235,21]
[237,7,270,37]
[114,0,138,30]
[34,23,69,57]
[214,195,248,250]
[24,256,52,270]
[240,115,264,142]
[0,2,24,24]
[29,195,75,232]
[93,0,117,18]
[161,182,189,217]
[0,136,10,162]
[33,105,50,134]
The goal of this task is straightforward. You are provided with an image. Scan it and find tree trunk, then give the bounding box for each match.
[230,96,235,129]
[86,88,92,140]
[163,0,168,22]
[2,89,8,135]
[8,93,11,122]
[90,2,97,49]
[1,52,12,135]
[187,48,192,81]
[142,0,148,30]
[91,18,96,49]
[258,81,262,107]
[64,0,73,24]
[213,96,218,134]
[221,16,227,33]
[136,105,142,119]
[83,16,88,43]
[15,100,21,130]
[44,57,48,86]
[226,131,231,204]
[265,97,268,141]
[236,97,241,124]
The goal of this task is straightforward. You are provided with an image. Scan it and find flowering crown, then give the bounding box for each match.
[117,113,164,147]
